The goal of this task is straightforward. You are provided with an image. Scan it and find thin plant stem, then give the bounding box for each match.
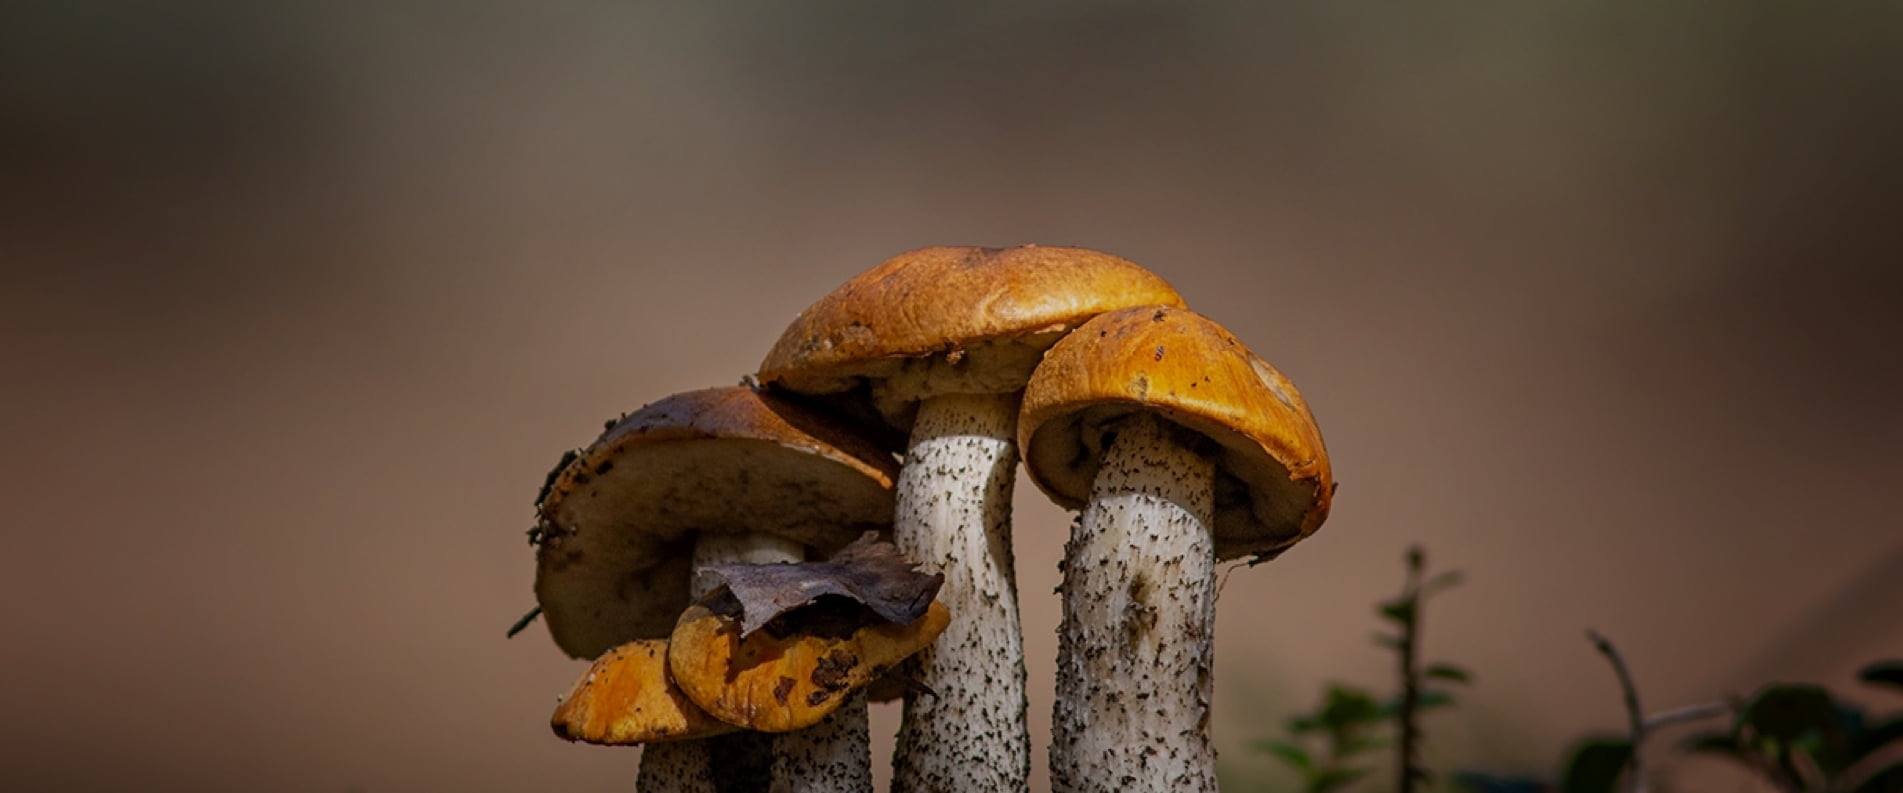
[1588,630,1734,793]
[1588,630,1647,793]
[1398,549,1424,793]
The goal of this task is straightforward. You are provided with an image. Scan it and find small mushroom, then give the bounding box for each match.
[669,595,951,733]
[1018,306,1334,793]
[552,639,738,745]
[757,244,1185,793]
[532,386,900,793]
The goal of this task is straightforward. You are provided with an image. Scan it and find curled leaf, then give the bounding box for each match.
[1859,661,1903,692]
[697,532,944,637]
[1425,663,1473,684]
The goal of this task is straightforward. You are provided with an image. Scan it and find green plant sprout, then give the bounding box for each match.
[1458,650,1902,793]
[1678,661,1903,793]
[1583,629,1734,793]
[1258,546,1470,793]
[1256,545,1902,793]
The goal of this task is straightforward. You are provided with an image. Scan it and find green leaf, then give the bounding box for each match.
[1559,738,1632,793]
[1743,684,1840,743]
[1319,685,1387,727]
[1339,735,1392,756]
[1376,689,1457,721]
[1426,663,1474,684]
[1681,731,1742,757]
[1848,759,1903,793]
[1258,741,1314,772]
[1423,570,1466,595]
[1860,661,1903,693]
[1311,766,1371,793]
[1379,599,1418,625]
[1741,684,1848,773]
[1849,717,1903,767]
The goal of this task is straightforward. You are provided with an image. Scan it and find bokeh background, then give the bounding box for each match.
[4,3,1900,792]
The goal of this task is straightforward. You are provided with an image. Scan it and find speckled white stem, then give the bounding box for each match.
[891,392,1029,793]
[638,741,717,793]
[1051,413,1218,793]
[637,533,805,793]
[772,691,871,793]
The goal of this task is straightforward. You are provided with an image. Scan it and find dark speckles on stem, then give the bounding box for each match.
[891,394,1028,792]
[1153,345,1165,361]
[1055,413,1218,793]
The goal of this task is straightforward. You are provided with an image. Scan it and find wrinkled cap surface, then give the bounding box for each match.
[757,244,1186,428]
[1018,306,1333,561]
[532,386,900,658]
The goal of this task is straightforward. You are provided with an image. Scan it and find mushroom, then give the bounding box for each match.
[552,639,738,746]
[532,386,899,793]
[668,533,949,738]
[1017,306,1334,793]
[757,244,1185,792]
[669,596,952,733]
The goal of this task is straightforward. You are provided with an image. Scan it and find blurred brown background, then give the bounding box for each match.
[4,3,1900,792]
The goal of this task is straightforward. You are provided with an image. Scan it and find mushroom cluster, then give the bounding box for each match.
[532,386,937,792]
[516,245,1334,793]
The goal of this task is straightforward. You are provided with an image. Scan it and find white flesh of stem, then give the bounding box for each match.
[890,392,1029,793]
[1051,412,1218,793]
[637,532,804,793]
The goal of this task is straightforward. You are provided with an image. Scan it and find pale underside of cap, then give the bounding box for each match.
[533,387,899,659]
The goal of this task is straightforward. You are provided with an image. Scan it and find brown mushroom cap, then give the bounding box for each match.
[668,599,952,733]
[533,386,900,659]
[551,639,739,745]
[1018,306,1333,560]
[756,245,1187,428]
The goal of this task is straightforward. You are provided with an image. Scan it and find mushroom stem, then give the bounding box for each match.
[891,392,1029,793]
[1051,413,1218,793]
[639,532,805,793]
[637,741,718,793]
[771,691,871,793]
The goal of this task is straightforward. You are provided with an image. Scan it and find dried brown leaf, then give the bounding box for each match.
[697,532,943,637]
